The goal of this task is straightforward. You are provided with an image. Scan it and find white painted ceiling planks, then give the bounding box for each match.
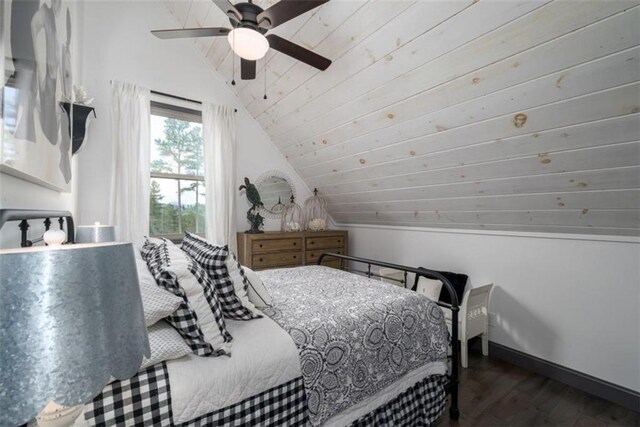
[162,0,640,236]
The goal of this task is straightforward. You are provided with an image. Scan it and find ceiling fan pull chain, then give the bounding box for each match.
[231,30,236,86]
[263,57,268,100]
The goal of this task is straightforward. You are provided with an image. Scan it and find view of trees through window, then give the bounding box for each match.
[149,107,205,237]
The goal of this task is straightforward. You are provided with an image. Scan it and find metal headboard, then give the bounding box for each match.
[317,252,461,421]
[0,209,75,247]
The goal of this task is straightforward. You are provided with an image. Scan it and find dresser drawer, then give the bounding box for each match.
[252,251,303,268]
[306,235,346,250]
[306,248,345,264]
[252,238,302,254]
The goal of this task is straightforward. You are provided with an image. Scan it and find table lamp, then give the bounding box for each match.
[0,242,150,426]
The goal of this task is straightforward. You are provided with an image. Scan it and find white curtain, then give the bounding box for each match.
[109,81,150,246]
[202,103,237,253]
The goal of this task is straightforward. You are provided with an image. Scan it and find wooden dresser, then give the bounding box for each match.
[237,230,348,270]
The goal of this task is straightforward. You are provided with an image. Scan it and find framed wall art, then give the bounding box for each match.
[2,0,74,192]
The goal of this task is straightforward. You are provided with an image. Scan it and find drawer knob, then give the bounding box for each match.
[293,256,297,259]
[338,240,341,243]
[259,244,263,248]
[259,258,263,262]
[293,242,297,246]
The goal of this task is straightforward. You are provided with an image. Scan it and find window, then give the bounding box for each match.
[149,101,205,239]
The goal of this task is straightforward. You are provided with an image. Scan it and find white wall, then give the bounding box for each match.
[75,0,309,232]
[341,224,640,392]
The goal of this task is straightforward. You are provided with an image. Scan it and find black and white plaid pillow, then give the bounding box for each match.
[145,245,214,356]
[140,237,159,261]
[184,251,234,346]
[145,243,231,356]
[182,232,259,320]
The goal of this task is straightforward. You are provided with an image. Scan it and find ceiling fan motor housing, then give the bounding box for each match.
[230,2,270,33]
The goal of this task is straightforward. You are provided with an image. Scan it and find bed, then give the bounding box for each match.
[1,210,461,426]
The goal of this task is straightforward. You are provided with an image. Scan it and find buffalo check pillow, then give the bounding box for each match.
[145,240,232,356]
[141,237,162,261]
[182,232,261,320]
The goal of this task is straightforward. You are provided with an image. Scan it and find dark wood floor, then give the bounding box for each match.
[438,350,639,427]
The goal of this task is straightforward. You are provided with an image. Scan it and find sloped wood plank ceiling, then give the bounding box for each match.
[164,0,640,236]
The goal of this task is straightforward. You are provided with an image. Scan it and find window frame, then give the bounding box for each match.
[149,100,206,241]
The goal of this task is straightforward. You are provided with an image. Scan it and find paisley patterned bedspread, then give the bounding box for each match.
[258,266,449,426]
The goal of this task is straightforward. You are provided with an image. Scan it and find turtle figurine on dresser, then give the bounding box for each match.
[239,177,264,233]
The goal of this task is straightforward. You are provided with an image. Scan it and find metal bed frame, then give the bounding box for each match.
[318,252,461,421]
[0,210,459,420]
[0,209,75,247]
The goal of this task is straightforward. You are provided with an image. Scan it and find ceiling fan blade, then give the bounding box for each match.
[212,0,242,22]
[151,27,230,39]
[266,34,331,71]
[241,58,256,80]
[257,0,329,29]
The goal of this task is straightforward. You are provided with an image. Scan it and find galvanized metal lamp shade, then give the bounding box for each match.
[0,242,150,426]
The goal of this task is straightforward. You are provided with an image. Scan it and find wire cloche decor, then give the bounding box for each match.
[281,195,303,232]
[303,188,328,231]
[270,196,286,216]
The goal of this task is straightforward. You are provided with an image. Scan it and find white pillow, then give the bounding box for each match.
[416,276,443,301]
[140,320,191,370]
[243,266,272,308]
[136,258,182,326]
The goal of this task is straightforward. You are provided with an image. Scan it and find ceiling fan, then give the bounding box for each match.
[152,0,332,80]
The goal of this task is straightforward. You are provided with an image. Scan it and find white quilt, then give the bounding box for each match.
[167,315,302,424]
[167,315,445,426]
[166,297,447,426]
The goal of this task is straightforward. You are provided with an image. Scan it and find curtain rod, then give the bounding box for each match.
[151,90,238,113]
[108,81,237,112]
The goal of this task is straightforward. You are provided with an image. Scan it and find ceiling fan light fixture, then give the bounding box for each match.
[228,28,269,60]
